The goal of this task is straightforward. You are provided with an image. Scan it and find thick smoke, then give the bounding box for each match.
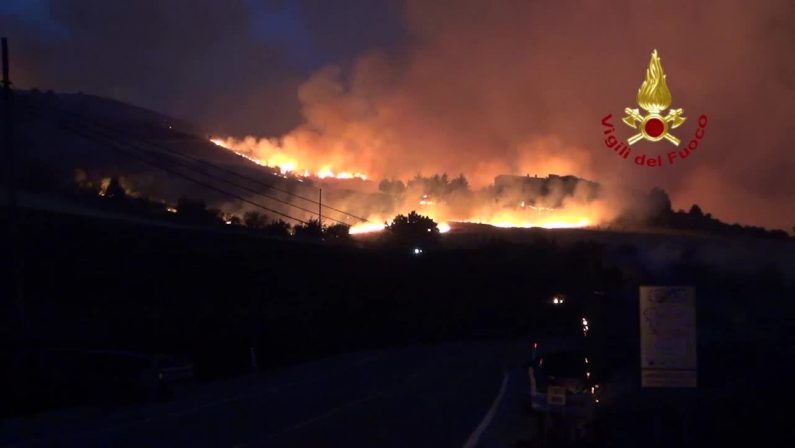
[4,0,794,229]
[222,1,795,228]
[220,0,795,229]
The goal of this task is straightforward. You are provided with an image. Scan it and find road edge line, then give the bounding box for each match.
[463,369,509,448]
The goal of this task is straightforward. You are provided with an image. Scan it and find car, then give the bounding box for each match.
[528,347,599,416]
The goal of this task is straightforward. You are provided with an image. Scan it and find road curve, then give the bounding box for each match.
[2,340,536,448]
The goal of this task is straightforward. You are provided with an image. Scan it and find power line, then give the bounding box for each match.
[2,37,27,329]
[49,105,371,224]
[22,100,352,225]
[67,116,349,224]
[59,121,310,225]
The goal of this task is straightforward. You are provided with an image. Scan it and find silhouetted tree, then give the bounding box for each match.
[264,219,291,237]
[243,211,268,229]
[648,188,672,219]
[294,218,324,238]
[387,211,440,244]
[405,173,470,199]
[326,223,351,240]
[378,179,406,195]
[104,177,127,200]
[176,197,222,225]
[448,174,469,193]
[612,188,788,239]
[689,204,704,218]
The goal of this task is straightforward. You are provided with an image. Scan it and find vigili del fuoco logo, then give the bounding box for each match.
[601,50,707,168]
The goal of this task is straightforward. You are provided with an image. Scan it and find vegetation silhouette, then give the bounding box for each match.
[386,211,440,246]
[294,218,324,239]
[325,223,351,240]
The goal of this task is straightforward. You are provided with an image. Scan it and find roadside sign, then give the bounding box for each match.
[547,386,566,406]
[639,286,697,388]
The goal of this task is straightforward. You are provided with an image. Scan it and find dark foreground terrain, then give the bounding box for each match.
[1,207,794,446]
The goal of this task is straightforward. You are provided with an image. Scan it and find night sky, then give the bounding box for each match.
[1,0,794,229]
[0,0,404,135]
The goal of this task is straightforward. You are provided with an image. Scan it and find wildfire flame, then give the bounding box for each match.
[487,216,591,229]
[210,137,600,233]
[349,222,388,235]
[349,216,588,235]
[349,207,591,235]
[211,138,368,180]
[350,220,452,235]
[637,49,672,113]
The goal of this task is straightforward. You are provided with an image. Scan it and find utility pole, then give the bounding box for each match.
[318,188,322,227]
[2,37,15,209]
[2,37,25,329]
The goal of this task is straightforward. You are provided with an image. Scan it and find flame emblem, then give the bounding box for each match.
[622,50,686,146]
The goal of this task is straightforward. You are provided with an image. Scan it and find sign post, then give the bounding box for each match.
[639,286,697,388]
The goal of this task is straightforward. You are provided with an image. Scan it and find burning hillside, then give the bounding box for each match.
[210,137,369,180]
[198,47,633,233]
[209,135,609,232]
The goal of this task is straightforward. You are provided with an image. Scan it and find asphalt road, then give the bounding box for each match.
[1,340,538,448]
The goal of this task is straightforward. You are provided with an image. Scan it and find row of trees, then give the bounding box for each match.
[241,210,442,244]
[79,174,444,243]
[379,173,470,197]
[78,175,354,239]
[613,188,790,239]
[241,211,351,240]
[386,211,440,243]
[85,176,790,242]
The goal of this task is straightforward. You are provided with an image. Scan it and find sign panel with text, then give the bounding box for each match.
[640,286,697,388]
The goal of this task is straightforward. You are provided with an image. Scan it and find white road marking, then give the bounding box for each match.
[463,370,509,448]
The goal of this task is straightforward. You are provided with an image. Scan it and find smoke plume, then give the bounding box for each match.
[4,0,794,229]
[219,0,795,229]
